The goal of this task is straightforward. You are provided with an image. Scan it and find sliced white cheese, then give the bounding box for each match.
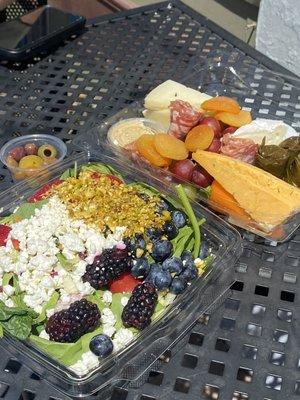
[232,118,298,145]
[142,109,171,129]
[144,79,212,111]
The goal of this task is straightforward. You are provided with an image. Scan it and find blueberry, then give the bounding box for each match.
[157,200,169,214]
[200,240,209,259]
[163,221,178,239]
[135,234,146,251]
[131,257,150,279]
[151,240,173,261]
[153,270,172,290]
[145,263,162,283]
[171,210,187,229]
[170,277,187,294]
[89,334,113,357]
[181,250,195,268]
[181,250,194,263]
[146,227,162,241]
[181,265,198,281]
[162,257,183,274]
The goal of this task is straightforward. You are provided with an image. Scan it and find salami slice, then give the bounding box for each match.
[221,133,258,164]
[169,100,201,139]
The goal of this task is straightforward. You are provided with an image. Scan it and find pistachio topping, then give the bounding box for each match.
[52,171,169,236]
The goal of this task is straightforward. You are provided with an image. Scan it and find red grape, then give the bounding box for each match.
[222,126,237,135]
[199,117,222,138]
[207,139,221,153]
[169,159,195,181]
[191,167,213,188]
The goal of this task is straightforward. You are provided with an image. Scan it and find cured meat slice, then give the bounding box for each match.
[221,133,258,164]
[169,100,201,139]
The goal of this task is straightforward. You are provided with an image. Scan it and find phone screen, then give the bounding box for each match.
[0,6,83,51]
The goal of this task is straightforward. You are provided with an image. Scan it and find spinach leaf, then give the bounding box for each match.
[128,182,160,197]
[14,200,48,221]
[29,335,83,366]
[56,253,78,272]
[110,293,130,330]
[2,273,13,286]
[11,293,27,309]
[86,291,106,311]
[33,291,59,325]
[153,301,165,321]
[81,163,123,180]
[0,301,27,321]
[2,315,32,340]
[0,214,15,225]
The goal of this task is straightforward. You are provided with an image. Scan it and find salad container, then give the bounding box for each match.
[74,57,300,243]
[0,151,242,398]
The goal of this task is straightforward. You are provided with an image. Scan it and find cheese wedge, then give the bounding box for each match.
[144,80,212,111]
[192,150,300,229]
[143,109,171,129]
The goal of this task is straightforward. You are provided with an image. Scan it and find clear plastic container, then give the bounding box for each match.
[74,57,300,242]
[0,151,242,398]
[0,134,67,183]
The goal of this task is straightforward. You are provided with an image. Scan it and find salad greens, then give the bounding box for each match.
[0,161,214,370]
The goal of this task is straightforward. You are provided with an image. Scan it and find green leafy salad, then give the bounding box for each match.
[0,162,213,375]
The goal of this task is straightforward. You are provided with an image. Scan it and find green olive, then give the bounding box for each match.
[38,144,58,159]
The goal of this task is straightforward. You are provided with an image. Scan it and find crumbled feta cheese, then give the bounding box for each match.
[39,330,50,340]
[103,290,112,304]
[101,308,116,326]
[69,351,100,375]
[4,298,14,308]
[46,308,55,318]
[121,296,129,307]
[3,285,15,296]
[0,196,126,312]
[112,328,134,352]
[103,324,116,337]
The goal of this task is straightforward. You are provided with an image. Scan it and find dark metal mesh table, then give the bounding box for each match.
[0,1,299,399]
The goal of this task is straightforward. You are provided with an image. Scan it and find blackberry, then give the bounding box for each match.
[83,247,132,289]
[122,282,157,330]
[45,299,101,343]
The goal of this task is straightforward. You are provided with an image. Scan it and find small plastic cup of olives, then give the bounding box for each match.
[0,134,67,184]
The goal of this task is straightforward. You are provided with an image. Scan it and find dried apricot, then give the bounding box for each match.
[201,96,240,114]
[185,125,214,152]
[154,133,188,160]
[215,110,252,128]
[136,134,171,167]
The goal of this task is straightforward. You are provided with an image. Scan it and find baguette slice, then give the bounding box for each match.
[192,150,300,229]
[144,80,211,111]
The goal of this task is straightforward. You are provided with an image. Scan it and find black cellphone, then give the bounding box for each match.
[0,5,86,61]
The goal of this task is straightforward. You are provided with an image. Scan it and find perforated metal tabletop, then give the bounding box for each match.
[0,1,299,399]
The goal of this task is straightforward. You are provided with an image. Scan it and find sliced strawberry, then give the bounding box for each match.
[0,225,11,247]
[28,179,64,203]
[90,172,123,185]
[109,273,141,293]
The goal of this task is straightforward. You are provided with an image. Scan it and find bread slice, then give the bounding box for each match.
[144,80,211,111]
[192,150,300,229]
